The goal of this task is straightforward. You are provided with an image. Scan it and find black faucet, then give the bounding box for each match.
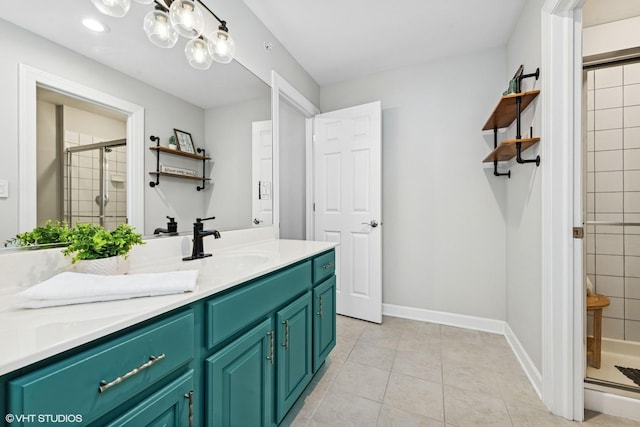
[183,216,221,261]
[154,216,178,235]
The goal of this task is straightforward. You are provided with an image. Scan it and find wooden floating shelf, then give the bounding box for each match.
[149,146,211,161]
[482,90,540,131]
[482,138,540,163]
[149,172,211,181]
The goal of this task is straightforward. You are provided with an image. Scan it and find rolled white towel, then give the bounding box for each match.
[586,276,594,296]
[14,270,199,309]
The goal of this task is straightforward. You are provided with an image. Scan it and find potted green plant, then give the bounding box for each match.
[4,220,71,248]
[62,223,145,275]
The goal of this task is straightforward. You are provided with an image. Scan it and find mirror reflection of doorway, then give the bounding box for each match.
[36,87,127,230]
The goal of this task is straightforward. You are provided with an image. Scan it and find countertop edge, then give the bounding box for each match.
[0,240,337,376]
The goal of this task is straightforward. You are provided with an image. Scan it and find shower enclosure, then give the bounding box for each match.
[584,61,640,394]
[64,137,127,230]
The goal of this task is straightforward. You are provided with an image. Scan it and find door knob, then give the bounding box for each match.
[253,218,263,225]
[361,220,379,228]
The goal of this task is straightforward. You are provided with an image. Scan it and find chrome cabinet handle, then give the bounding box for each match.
[317,295,323,317]
[282,320,289,350]
[184,391,194,427]
[267,331,274,364]
[322,262,334,270]
[98,354,166,393]
[361,220,379,228]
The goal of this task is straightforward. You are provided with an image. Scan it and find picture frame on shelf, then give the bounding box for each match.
[174,129,195,154]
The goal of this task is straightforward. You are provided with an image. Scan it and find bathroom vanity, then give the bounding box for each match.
[0,238,336,426]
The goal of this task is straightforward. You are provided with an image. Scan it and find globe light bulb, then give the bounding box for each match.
[143,10,178,48]
[169,0,204,39]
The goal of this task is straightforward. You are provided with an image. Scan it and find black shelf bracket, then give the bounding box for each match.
[493,128,510,178]
[197,148,207,191]
[516,141,541,166]
[515,72,541,167]
[149,135,160,187]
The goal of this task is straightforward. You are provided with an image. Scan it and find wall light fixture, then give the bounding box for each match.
[91,0,236,69]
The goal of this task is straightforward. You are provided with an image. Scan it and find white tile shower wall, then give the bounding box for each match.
[63,132,127,230]
[586,65,640,342]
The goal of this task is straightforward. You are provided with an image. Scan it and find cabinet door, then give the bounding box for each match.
[276,291,313,423]
[105,370,194,427]
[205,319,273,427]
[313,276,336,372]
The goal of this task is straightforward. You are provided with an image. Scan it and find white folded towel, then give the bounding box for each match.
[15,270,199,309]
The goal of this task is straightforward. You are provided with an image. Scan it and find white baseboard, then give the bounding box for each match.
[382,303,505,335]
[504,323,543,398]
[382,304,543,399]
[585,388,640,422]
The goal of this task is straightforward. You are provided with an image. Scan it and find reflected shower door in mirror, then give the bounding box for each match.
[0,2,272,248]
[38,88,128,231]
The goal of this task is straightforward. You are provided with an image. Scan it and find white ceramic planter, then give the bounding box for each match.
[73,256,129,275]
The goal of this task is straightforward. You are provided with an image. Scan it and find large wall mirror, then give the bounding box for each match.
[0,1,272,248]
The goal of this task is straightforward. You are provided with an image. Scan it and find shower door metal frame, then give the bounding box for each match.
[65,138,126,227]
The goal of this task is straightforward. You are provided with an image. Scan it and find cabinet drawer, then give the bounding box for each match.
[312,250,335,284]
[206,261,311,350]
[9,310,194,426]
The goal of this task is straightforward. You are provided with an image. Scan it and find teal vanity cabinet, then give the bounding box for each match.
[7,310,195,427]
[205,319,274,427]
[312,251,337,372]
[204,260,315,426]
[275,291,313,422]
[1,248,336,427]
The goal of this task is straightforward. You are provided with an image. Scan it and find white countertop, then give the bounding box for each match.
[0,238,336,377]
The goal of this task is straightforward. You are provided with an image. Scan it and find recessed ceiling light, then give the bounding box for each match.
[82,18,109,33]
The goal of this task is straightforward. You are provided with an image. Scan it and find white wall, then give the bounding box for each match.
[36,100,58,225]
[584,16,640,58]
[504,0,546,372]
[212,0,320,107]
[320,48,508,320]
[205,96,271,230]
[279,99,307,240]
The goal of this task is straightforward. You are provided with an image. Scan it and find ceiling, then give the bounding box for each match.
[243,0,526,85]
[0,1,269,110]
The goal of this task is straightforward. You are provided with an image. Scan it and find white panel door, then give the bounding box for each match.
[313,101,382,323]
[252,120,273,226]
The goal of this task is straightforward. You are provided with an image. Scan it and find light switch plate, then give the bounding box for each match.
[0,179,8,198]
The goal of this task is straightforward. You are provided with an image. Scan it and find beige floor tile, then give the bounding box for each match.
[308,390,381,427]
[331,360,390,402]
[443,384,512,426]
[337,315,367,340]
[295,315,637,427]
[359,323,403,349]
[442,360,503,396]
[377,405,444,427]
[310,356,344,388]
[508,404,575,427]
[383,372,444,421]
[329,336,357,362]
[280,379,329,426]
[349,340,397,370]
[392,349,442,383]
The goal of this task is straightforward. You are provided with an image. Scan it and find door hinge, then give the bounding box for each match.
[572,227,584,239]
[312,134,317,143]
[313,202,316,212]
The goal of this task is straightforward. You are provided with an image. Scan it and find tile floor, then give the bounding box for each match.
[281,315,640,426]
